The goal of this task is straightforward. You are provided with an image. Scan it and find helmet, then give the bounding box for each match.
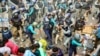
[32,22,38,27]
[12,9,20,14]
[10,5,16,10]
[74,33,81,41]
[19,8,26,12]
[12,13,18,18]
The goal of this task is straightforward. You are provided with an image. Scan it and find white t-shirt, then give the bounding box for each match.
[0,46,11,54]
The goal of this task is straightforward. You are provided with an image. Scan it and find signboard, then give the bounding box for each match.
[0,18,9,27]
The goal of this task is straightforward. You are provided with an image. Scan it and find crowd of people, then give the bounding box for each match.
[0,0,100,56]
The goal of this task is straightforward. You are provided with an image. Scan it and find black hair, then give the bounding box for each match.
[52,47,59,52]
[18,47,25,53]
[35,43,40,48]
[12,12,19,18]
[3,38,8,45]
[2,27,8,31]
[0,53,3,56]
[0,39,5,47]
[50,53,57,56]
[47,14,52,16]
[30,44,37,50]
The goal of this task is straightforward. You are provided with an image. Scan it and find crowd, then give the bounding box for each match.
[0,0,100,56]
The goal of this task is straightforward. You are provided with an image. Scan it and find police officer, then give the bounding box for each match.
[43,13,57,45]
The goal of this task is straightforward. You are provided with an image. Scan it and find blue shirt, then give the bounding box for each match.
[24,50,36,56]
[27,24,36,34]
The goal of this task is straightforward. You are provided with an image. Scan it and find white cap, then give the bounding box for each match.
[52,10,57,13]
[19,8,25,11]
[12,10,19,14]
[65,13,71,18]
[61,0,65,3]
[32,22,38,26]
[48,0,52,3]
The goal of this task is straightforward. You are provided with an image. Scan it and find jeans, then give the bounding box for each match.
[69,47,77,56]
[27,33,34,44]
[64,36,71,46]
[28,14,36,24]
[43,28,52,45]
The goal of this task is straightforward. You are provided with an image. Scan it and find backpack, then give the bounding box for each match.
[2,30,12,39]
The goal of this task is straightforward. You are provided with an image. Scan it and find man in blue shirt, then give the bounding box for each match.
[26,22,38,44]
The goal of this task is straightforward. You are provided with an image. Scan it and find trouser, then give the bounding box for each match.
[63,36,71,53]
[64,37,71,46]
[27,33,34,44]
[43,28,52,45]
[69,47,77,56]
[28,14,36,24]
[15,25,23,30]
[94,37,100,48]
